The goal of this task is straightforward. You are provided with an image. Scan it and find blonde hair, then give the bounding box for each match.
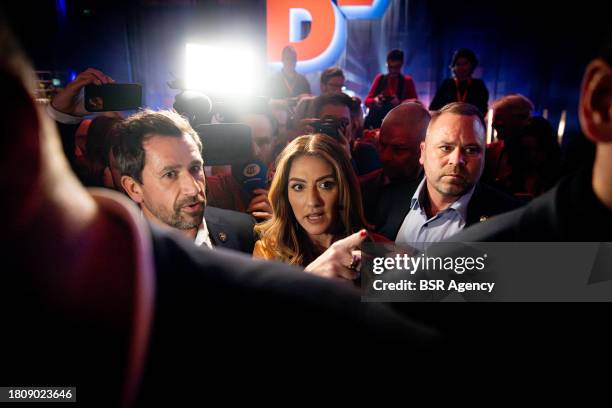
[255,134,368,266]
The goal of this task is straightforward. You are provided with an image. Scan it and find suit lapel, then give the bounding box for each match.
[204,208,234,249]
[466,184,494,226]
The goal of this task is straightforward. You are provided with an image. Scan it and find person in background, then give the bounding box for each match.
[293,66,346,129]
[364,49,418,129]
[495,116,561,199]
[350,95,382,176]
[267,45,311,99]
[483,94,534,185]
[310,92,354,155]
[79,114,123,187]
[46,67,115,170]
[349,95,365,142]
[429,48,489,115]
[360,102,430,236]
[269,98,291,154]
[205,110,277,221]
[307,92,383,177]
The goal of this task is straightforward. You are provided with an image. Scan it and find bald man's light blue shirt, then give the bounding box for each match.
[395,177,476,251]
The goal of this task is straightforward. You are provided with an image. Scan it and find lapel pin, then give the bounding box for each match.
[218,232,228,243]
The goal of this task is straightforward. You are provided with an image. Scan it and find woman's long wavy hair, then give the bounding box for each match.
[255,134,368,266]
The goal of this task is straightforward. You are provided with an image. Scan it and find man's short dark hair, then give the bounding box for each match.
[430,102,486,131]
[451,48,479,70]
[387,49,404,62]
[113,109,202,184]
[320,67,344,85]
[314,93,354,118]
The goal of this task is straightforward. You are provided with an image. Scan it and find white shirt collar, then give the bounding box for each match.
[194,216,213,249]
[411,177,476,222]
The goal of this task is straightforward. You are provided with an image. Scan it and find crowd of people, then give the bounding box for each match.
[4,13,612,404]
[46,44,595,280]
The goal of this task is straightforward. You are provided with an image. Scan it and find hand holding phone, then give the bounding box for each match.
[51,68,114,116]
[84,83,142,112]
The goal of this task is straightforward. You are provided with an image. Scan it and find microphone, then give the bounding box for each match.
[232,160,268,196]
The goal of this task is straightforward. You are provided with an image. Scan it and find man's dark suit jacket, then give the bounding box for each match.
[417,166,612,367]
[367,176,524,241]
[6,215,437,406]
[204,206,255,254]
[448,166,612,241]
[360,169,422,238]
[137,227,438,403]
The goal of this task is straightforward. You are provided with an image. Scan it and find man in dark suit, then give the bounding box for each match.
[113,109,257,254]
[360,102,429,234]
[448,37,612,242]
[388,103,522,248]
[44,68,256,254]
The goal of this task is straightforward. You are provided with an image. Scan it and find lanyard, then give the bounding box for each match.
[282,72,295,95]
[454,78,471,102]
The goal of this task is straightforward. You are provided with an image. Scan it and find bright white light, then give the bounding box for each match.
[557,109,567,145]
[186,43,257,96]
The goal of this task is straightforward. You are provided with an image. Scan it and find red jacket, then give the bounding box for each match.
[365,73,418,108]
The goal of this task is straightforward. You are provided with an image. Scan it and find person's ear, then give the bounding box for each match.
[121,175,144,204]
[579,58,612,143]
[419,141,426,165]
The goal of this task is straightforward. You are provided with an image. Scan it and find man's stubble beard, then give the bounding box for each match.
[145,194,206,230]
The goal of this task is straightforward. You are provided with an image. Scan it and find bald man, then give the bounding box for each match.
[388,103,522,247]
[380,102,431,182]
[360,102,430,237]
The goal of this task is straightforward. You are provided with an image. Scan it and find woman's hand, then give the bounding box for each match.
[304,230,368,281]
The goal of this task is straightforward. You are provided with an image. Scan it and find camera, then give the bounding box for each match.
[380,94,395,105]
[311,115,349,141]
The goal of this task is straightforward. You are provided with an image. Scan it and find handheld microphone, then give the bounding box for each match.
[232,160,268,196]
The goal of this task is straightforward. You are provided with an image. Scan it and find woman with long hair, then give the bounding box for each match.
[254,134,383,280]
